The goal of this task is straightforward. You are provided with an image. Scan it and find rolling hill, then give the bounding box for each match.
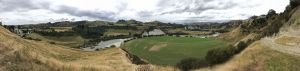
[0,26,138,71]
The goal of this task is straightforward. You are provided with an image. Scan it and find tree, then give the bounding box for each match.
[116,19,127,24]
[250,16,259,19]
[266,9,277,19]
[290,0,300,8]
[72,25,105,39]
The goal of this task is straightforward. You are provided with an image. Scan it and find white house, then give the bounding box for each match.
[142,29,166,36]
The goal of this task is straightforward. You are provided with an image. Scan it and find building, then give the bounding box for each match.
[142,29,166,37]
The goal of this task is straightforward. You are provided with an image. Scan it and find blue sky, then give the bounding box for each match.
[0,0,289,25]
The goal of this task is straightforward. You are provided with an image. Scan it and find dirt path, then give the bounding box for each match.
[261,37,300,56]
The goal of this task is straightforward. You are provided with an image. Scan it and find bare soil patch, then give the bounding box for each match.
[149,42,168,52]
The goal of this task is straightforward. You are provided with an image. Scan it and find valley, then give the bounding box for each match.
[1,0,300,71]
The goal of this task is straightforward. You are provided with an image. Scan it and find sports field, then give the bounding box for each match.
[123,36,227,66]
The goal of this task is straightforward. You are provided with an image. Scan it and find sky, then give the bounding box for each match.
[0,0,289,25]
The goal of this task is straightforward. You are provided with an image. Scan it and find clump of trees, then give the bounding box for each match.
[266,9,277,19]
[99,26,138,30]
[290,0,300,8]
[175,41,250,71]
[116,19,142,26]
[35,30,75,37]
[116,19,127,24]
[240,9,282,38]
[205,41,249,65]
[176,58,208,71]
[72,25,106,39]
[205,45,236,65]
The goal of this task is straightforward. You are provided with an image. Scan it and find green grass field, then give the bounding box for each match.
[123,36,227,66]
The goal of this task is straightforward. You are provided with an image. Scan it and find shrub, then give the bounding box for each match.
[49,42,56,44]
[236,41,248,53]
[205,40,254,65]
[176,58,208,71]
[110,45,116,48]
[205,45,236,65]
[95,48,100,51]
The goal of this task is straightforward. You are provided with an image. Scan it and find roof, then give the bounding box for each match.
[143,29,165,36]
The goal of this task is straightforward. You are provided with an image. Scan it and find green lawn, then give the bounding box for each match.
[123,36,227,66]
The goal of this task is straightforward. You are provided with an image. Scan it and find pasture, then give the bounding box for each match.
[123,36,227,66]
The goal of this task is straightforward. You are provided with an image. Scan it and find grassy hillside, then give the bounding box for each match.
[194,41,300,71]
[0,26,138,71]
[123,36,227,66]
[195,2,300,71]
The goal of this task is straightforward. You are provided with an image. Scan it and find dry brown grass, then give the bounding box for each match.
[275,36,300,46]
[194,39,300,71]
[27,33,86,47]
[166,28,211,35]
[0,26,180,71]
[50,27,73,32]
[192,41,271,71]
[0,26,138,71]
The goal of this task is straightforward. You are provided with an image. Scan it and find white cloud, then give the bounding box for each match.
[0,0,289,25]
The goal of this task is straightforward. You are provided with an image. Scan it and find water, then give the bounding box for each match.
[82,38,133,51]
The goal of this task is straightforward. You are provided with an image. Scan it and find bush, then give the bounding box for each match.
[95,48,100,51]
[205,41,253,65]
[49,42,56,44]
[110,45,116,48]
[236,41,248,53]
[205,45,236,65]
[176,58,208,71]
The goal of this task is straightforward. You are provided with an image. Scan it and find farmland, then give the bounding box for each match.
[123,36,227,66]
